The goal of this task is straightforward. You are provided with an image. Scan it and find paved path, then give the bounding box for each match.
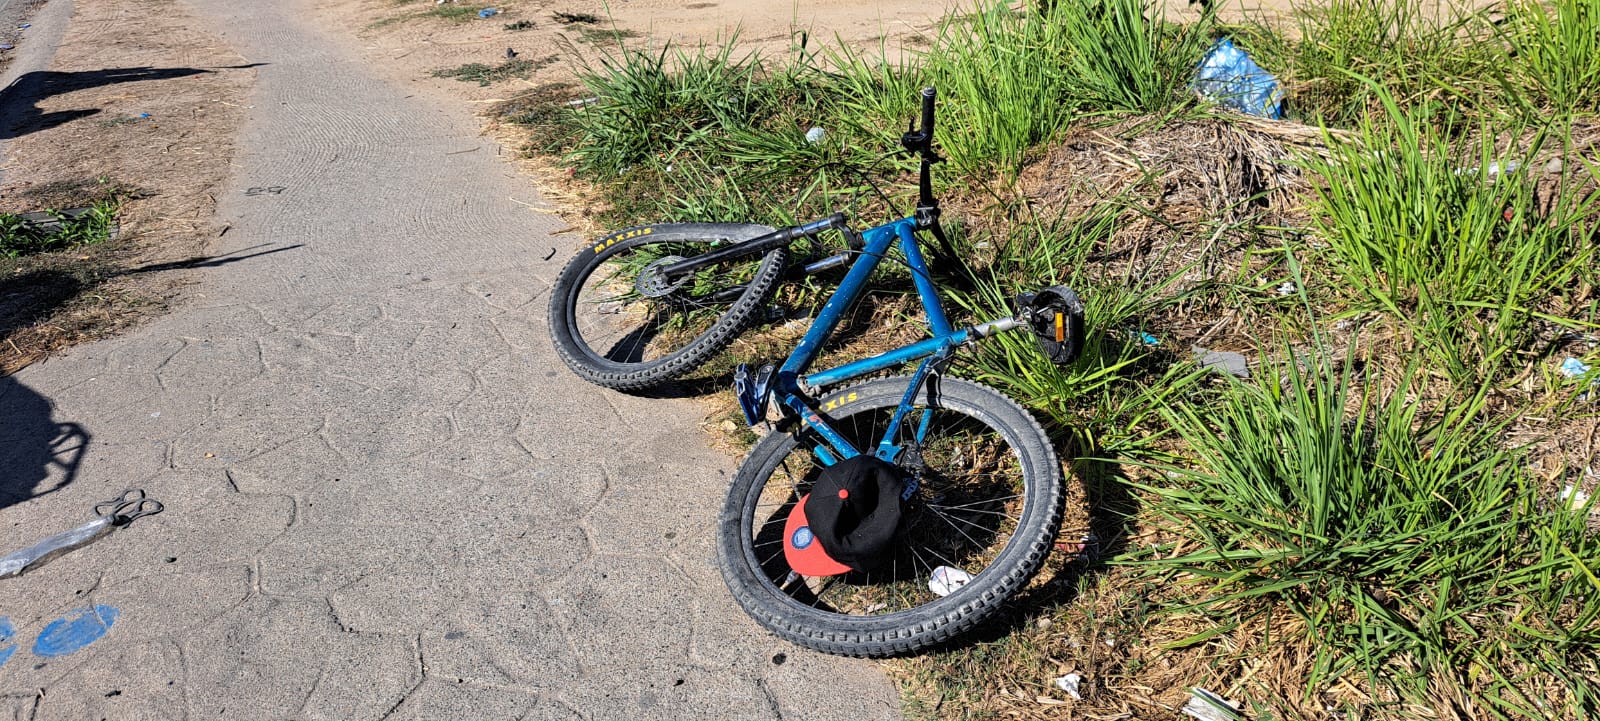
[0,0,899,718]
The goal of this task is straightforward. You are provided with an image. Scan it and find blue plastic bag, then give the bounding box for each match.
[1192,38,1285,119]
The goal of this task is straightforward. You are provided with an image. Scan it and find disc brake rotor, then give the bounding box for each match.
[635,255,690,299]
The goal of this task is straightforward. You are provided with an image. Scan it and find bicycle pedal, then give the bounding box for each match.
[1017,286,1085,367]
[734,362,778,427]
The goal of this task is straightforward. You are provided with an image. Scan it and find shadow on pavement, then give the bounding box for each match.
[0,64,265,140]
[121,243,305,275]
[0,373,88,511]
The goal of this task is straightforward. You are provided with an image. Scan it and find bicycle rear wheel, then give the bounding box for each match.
[547,223,788,391]
[717,375,1065,657]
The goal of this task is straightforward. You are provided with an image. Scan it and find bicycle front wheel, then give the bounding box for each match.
[547,223,788,391]
[717,375,1065,657]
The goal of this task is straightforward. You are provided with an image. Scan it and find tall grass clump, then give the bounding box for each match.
[1300,85,1599,387]
[953,204,1195,452]
[920,0,1209,174]
[1139,347,1600,717]
[1049,0,1212,115]
[919,3,1073,174]
[1239,0,1494,125]
[555,38,909,226]
[563,40,769,179]
[1494,0,1600,114]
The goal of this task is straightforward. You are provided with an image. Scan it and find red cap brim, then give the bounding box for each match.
[783,494,851,577]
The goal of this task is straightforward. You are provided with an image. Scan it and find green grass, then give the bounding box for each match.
[368,3,490,28]
[1133,344,1600,717]
[432,56,554,86]
[0,202,120,258]
[951,203,1199,449]
[1233,0,1498,125]
[1494,0,1600,115]
[1047,0,1212,115]
[503,19,535,31]
[577,26,641,45]
[423,4,481,22]
[1299,81,1600,387]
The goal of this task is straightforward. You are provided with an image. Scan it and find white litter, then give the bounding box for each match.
[1053,673,1083,700]
[927,565,972,597]
[1182,688,1243,721]
[804,127,826,144]
[1558,484,1592,511]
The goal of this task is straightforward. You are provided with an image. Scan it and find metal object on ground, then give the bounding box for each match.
[0,488,164,579]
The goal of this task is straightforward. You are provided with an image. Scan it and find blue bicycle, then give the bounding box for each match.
[549,88,1086,655]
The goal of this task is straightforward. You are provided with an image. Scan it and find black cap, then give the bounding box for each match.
[803,455,906,572]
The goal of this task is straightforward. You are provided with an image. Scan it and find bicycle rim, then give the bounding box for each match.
[740,380,1048,620]
[568,237,774,370]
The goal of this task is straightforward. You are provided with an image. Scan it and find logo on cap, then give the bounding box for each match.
[791,526,815,549]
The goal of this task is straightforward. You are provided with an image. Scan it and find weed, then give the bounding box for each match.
[1136,342,1600,716]
[577,26,641,45]
[1235,0,1497,125]
[423,4,480,22]
[432,56,554,86]
[503,19,535,31]
[1299,81,1600,387]
[366,3,482,29]
[553,11,599,24]
[918,2,1074,174]
[1494,0,1600,115]
[95,115,144,128]
[1048,0,1212,115]
[0,201,120,258]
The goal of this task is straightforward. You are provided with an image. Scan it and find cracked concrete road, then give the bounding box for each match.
[0,0,900,718]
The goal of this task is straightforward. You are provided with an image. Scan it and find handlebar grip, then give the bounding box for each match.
[919,87,936,141]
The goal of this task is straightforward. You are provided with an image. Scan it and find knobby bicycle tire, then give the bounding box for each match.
[547,223,788,391]
[717,375,1065,657]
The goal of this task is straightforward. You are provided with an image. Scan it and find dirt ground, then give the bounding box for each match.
[0,0,254,372]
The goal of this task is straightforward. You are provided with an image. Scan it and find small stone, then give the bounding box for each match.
[1545,157,1564,174]
[1193,346,1249,378]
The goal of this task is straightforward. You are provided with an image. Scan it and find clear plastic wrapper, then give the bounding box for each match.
[0,516,114,578]
[0,488,162,579]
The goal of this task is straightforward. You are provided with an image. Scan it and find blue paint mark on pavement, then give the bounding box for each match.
[0,617,16,669]
[31,606,119,658]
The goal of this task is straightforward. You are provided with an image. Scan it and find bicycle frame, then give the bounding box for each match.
[769,215,1021,466]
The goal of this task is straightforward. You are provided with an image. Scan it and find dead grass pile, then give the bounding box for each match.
[1021,113,1342,223]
